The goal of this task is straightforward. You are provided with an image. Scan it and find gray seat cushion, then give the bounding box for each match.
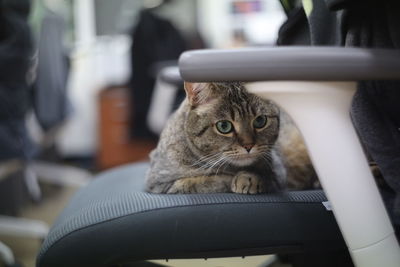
[37,162,345,267]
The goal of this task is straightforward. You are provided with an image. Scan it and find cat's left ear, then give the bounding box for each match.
[184,82,212,107]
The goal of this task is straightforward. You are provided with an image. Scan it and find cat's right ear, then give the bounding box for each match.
[184,82,210,107]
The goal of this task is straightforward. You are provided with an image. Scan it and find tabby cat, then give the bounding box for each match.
[145,82,316,194]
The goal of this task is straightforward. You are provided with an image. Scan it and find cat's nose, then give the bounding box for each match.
[243,144,254,153]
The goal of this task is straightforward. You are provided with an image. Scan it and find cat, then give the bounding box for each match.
[145,82,317,194]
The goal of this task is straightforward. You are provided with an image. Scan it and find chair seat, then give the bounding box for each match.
[37,162,346,267]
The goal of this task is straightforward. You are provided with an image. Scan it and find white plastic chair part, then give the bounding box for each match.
[158,66,182,85]
[179,47,400,82]
[147,66,183,135]
[24,164,41,202]
[352,234,400,267]
[147,77,179,135]
[0,215,49,239]
[31,161,92,188]
[0,241,15,266]
[246,81,400,267]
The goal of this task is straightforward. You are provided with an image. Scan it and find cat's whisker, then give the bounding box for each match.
[262,151,272,159]
[196,160,217,171]
[215,156,230,175]
[191,143,234,169]
[258,144,273,152]
[208,155,226,170]
[196,153,222,164]
[190,153,223,168]
[221,161,231,174]
[192,153,227,174]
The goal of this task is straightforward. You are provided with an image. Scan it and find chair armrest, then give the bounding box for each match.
[158,66,183,85]
[179,46,400,82]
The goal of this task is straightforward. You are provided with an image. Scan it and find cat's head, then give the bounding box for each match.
[184,82,279,167]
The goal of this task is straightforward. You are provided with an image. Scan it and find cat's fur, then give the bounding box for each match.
[145,82,317,194]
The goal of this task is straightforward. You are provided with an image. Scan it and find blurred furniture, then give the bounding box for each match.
[147,66,183,135]
[0,1,45,266]
[0,161,49,267]
[36,47,400,267]
[0,2,94,266]
[98,86,156,170]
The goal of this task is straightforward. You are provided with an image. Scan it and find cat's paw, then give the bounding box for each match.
[231,172,266,194]
[167,179,197,194]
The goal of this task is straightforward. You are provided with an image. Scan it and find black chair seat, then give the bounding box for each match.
[36,162,346,267]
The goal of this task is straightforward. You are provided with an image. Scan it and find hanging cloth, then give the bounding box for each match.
[129,9,186,139]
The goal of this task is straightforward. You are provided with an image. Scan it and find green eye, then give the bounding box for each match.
[253,115,268,129]
[216,120,233,134]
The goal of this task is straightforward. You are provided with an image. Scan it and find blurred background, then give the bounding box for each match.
[0,0,289,266]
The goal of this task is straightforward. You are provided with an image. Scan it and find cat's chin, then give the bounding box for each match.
[229,154,258,167]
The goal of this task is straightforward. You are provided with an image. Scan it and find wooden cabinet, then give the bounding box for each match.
[97,86,156,170]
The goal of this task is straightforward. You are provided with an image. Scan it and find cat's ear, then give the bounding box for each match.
[184,82,212,107]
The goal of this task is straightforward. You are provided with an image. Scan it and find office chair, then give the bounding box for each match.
[36,47,400,267]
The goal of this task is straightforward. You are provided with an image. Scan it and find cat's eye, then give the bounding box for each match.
[216,120,233,134]
[253,115,268,129]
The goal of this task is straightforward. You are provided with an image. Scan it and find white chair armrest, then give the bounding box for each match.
[179,46,400,82]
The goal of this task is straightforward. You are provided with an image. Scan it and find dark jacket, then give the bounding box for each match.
[129,9,186,139]
[0,0,35,160]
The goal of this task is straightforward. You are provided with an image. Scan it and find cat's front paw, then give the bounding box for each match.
[167,179,197,194]
[231,172,266,194]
